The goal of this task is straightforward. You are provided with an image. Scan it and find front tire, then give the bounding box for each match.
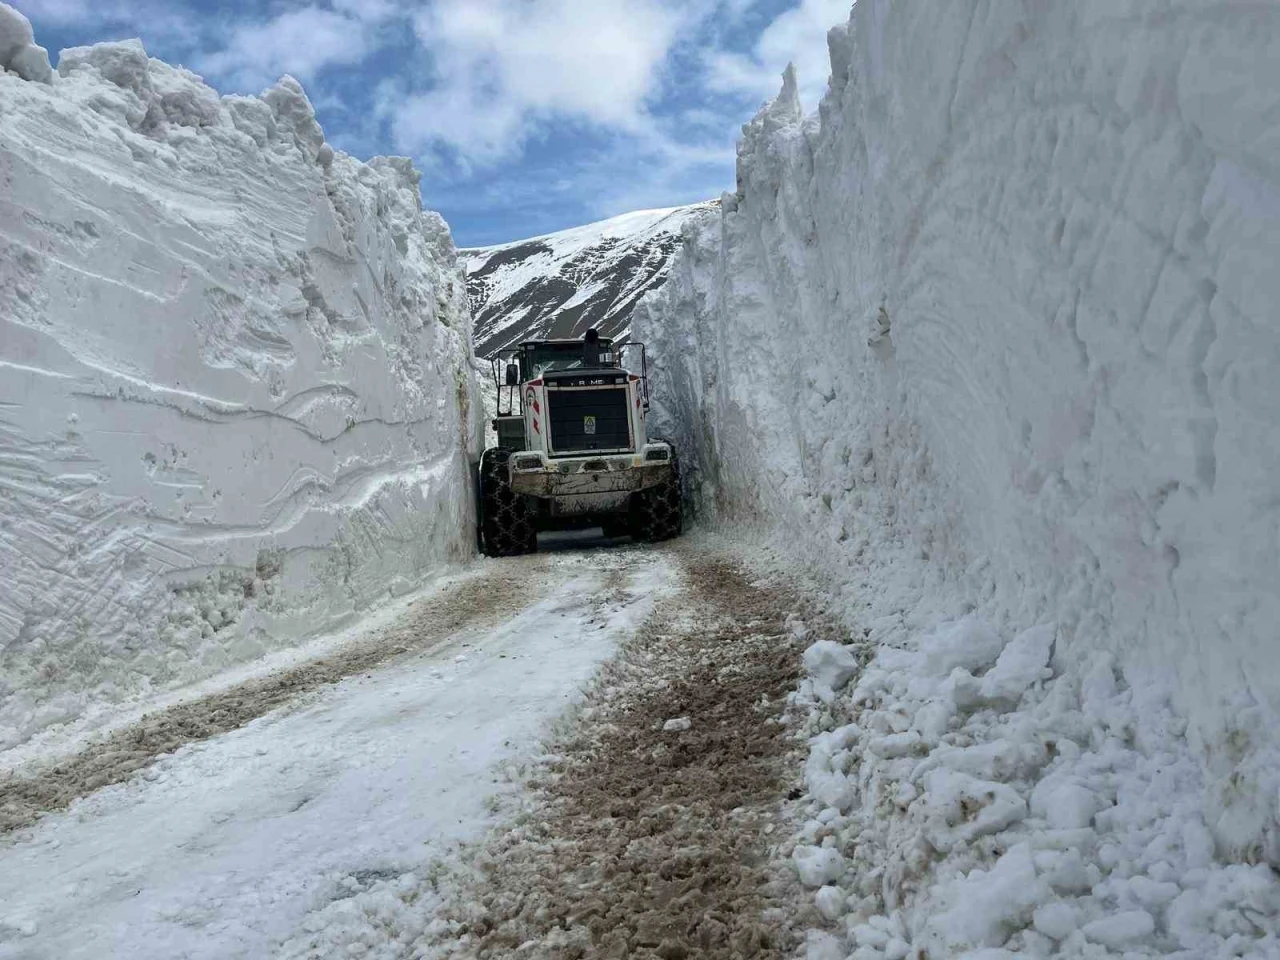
[629,447,682,543]
[479,449,537,557]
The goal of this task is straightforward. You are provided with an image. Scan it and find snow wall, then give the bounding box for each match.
[0,22,484,749]
[636,1,1280,859]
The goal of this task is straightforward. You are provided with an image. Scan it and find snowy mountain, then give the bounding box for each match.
[463,202,718,357]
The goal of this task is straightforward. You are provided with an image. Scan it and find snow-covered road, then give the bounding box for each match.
[0,543,678,959]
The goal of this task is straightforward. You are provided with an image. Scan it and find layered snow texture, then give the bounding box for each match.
[0,24,483,750]
[634,0,1280,955]
[464,202,717,358]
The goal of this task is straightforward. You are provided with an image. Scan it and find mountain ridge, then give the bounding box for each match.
[463,200,718,357]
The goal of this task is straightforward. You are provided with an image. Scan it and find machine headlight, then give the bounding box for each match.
[513,454,543,470]
[644,447,670,462]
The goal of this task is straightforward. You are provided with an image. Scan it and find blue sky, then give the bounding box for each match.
[16,0,851,247]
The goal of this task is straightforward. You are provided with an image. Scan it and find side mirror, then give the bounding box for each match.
[505,363,519,386]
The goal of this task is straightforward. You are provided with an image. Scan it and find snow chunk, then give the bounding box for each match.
[262,75,326,161]
[1081,909,1156,947]
[805,733,857,811]
[940,667,983,709]
[919,618,1005,677]
[8,40,51,83]
[769,62,804,126]
[662,716,691,732]
[0,1,32,58]
[921,769,1028,850]
[814,884,845,921]
[0,3,51,83]
[912,697,955,740]
[804,929,845,960]
[927,844,1052,951]
[803,640,859,700]
[59,39,150,95]
[979,624,1054,702]
[1038,848,1093,894]
[1032,901,1078,941]
[867,730,922,759]
[1030,778,1103,830]
[147,60,221,128]
[793,845,846,888]
[1127,874,1180,907]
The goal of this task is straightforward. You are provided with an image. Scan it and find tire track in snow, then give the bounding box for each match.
[413,547,816,960]
[0,560,550,835]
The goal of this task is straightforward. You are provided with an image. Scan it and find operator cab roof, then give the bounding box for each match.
[518,337,615,347]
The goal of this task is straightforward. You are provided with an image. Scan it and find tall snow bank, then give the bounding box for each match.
[0,27,483,750]
[635,0,1280,869]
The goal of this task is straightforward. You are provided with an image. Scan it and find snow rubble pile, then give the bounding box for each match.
[788,616,1280,959]
[635,0,1280,956]
[0,11,482,751]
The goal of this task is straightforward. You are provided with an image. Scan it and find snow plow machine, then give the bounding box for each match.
[478,330,682,556]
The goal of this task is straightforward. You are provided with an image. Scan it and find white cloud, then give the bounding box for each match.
[21,0,201,50]
[25,0,391,94]
[330,0,399,19]
[391,0,686,165]
[196,4,398,91]
[385,0,853,224]
[706,0,852,110]
[18,0,112,25]
[22,0,857,242]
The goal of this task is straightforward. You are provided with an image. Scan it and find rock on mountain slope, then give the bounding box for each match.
[0,17,483,751]
[463,202,717,358]
[638,0,1280,954]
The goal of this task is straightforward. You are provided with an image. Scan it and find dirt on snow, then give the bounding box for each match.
[417,548,818,960]
[0,565,543,835]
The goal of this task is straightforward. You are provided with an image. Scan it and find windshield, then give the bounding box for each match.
[521,341,616,378]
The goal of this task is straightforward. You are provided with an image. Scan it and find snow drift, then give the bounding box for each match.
[637,0,1280,953]
[0,16,482,750]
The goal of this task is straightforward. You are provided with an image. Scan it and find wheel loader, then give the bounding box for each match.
[478,330,681,556]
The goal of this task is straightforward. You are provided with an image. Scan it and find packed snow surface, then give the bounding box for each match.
[0,23,482,751]
[0,549,678,958]
[635,0,1280,955]
[464,202,716,357]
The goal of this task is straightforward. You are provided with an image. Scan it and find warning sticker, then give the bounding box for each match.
[583,415,597,435]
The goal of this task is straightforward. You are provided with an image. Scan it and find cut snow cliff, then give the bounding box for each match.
[464,202,715,358]
[637,0,1280,865]
[0,17,483,750]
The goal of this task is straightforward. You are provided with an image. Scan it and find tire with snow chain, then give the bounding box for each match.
[479,448,537,557]
[629,443,682,543]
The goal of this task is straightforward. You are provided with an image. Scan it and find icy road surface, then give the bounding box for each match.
[0,542,679,959]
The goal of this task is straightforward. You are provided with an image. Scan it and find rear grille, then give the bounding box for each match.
[547,387,631,454]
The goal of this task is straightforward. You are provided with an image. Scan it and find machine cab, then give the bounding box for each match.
[477,328,679,557]
[490,331,650,456]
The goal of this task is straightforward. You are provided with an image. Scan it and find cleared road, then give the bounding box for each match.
[0,538,812,960]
